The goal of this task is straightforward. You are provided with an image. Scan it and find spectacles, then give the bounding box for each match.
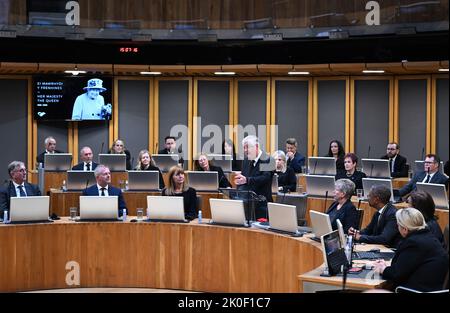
[424,161,436,164]
[14,169,27,173]
[387,148,397,151]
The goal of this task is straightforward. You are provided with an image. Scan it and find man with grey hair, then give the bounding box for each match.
[349,184,401,248]
[82,165,127,217]
[234,135,274,220]
[72,146,98,171]
[36,136,63,166]
[0,161,41,219]
[285,138,305,173]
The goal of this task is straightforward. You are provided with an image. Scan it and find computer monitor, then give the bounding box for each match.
[209,198,247,227]
[98,154,126,172]
[362,178,395,202]
[361,159,391,178]
[9,196,50,223]
[79,196,119,220]
[186,171,219,192]
[66,171,96,191]
[146,196,187,222]
[308,157,336,176]
[127,171,160,191]
[267,202,300,235]
[414,161,445,175]
[208,154,233,172]
[152,154,179,172]
[310,210,333,239]
[321,230,348,276]
[416,183,449,210]
[305,175,336,198]
[44,153,72,171]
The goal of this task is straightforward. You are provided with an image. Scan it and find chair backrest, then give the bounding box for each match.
[356,209,364,230]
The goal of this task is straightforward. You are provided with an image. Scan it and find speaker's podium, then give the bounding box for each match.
[219,188,268,222]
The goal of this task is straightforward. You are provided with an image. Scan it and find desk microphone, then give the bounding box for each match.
[357,199,361,210]
[367,146,371,159]
[313,159,318,175]
[155,142,158,154]
[100,142,104,155]
[312,144,316,156]
[84,179,90,193]
[421,147,425,161]
[370,164,374,177]
[323,191,329,212]
[131,157,135,169]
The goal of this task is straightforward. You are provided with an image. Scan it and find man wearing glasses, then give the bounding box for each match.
[0,161,41,220]
[381,142,408,178]
[399,154,448,197]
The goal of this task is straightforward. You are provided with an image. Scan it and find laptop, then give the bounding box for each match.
[267,202,305,236]
[98,154,126,171]
[186,171,219,192]
[79,196,119,221]
[321,230,348,276]
[9,196,51,223]
[208,154,233,172]
[309,210,333,242]
[305,175,336,198]
[44,153,72,171]
[414,160,445,175]
[66,171,96,191]
[417,183,449,210]
[152,154,179,172]
[308,157,336,175]
[272,174,279,194]
[209,198,248,227]
[147,196,187,222]
[127,171,160,191]
[361,159,391,178]
[362,178,397,203]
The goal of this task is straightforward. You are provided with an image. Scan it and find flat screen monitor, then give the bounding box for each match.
[209,198,247,227]
[186,171,219,192]
[98,154,126,172]
[44,153,72,171]
[9,196,50,223]
[310,210,333,239]
[308,157,336,176]
[152,154,179,172]
[127,171,160,191]
[79,196,119,220]
[66,171,96,191]
[305,175,336,198]
[416,183,449,210]
[207,154,233,172]
[147,196,186,222]
[267,202,300,235]
[361,159,391,178]
[362,178,395,203]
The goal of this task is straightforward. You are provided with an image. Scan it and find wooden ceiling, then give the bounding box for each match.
[0,61,448,76]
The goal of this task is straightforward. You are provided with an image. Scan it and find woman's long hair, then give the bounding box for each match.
[135,149,155,170]
[326,140,345,158]
[165,165,189,195]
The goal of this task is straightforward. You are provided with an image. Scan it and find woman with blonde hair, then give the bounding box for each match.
[135,150,165,189]
[374,208,448,292]
[162,166,197,220]
[272,150,296,192]
[194,153,231,188]
[109,139,132,170]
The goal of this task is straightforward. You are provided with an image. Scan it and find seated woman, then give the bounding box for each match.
[135,150,165,190]
[109,139,132,170]
[162,166,197,220]
[326,179,358,233]
[335,153,367,191]
[407,190,444,245]
[222,139,242,171]
[325,140,346,174]
[374,208,449,292]
[194,154,231,188]
[272,150,296,193]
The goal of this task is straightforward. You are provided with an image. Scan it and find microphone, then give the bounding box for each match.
[367,146,371,159]
[370,164,374,177]
[421,147,425,161]
[312,144,316,156]
[155,142,158,154]
[357,199,361,210]
[100,142,104,154]
[323,191,329,212]
[313,159,318,175]
[131,157,135,169]
[84,179,90,194]
[178,146,183,153]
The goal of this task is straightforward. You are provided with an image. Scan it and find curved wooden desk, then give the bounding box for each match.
[0,220,323,293]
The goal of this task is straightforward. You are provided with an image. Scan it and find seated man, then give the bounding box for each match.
[399,154,448,198]
[82,165,127,217]
[349,185,401,248]
[72,146,98,171]
[36,136,63,166]
[158,136,184,166]
[285,138,305,174]
[380,142,408,178]
[0,161,41,219]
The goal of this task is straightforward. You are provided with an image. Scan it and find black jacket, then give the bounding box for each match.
[381,154,408,178]
[276,167,297,192]
[382,228,449,292]
[399,171,448,197]
[238,152,274,203]
[326,199,358,233]
[335,170,367,191]
[72,162,99,171]
[358,203,402,248]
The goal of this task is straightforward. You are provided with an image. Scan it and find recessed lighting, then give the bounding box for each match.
[438,68,449,72]
[288,71,310,75]
[362,70,385,74]
[214,72,236,76]
[64,70,87,76]
[140,71,162,75]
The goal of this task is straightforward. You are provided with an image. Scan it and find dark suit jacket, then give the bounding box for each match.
[72,162,99,171]
[36,150,63,165]
[381,154,408,178]
[158,148,185,165]
[326,199,358,233]
[382,228,449,292]
[359,203,402,247]
[287,152,305,174]
[82,185,127,216]
[238,152,274,204]
[399,171,448,197]
[0,181,42,217]
[276,167,297,192]
[335,170,367,191]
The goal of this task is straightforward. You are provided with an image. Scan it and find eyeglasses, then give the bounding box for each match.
[13,168,27,173]
[386,148,397,151]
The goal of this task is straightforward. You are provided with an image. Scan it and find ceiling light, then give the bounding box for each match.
[362,70,385,74]
[288,71,310,75]
[140,71,162,75]
[214,71,236,76]
[64,70,87,76]
[438,68,449,72]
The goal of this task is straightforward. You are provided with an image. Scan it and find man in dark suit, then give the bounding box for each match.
[82,165,127,217]
[0,161,41,219]
[349,185,401,248]
[399,154,448,197]
[158,136,184,166]
[36,136,63,166]
[72,146,98,171]
[234,135,274,220]
[285,138,305,174]
[380,142,408,178]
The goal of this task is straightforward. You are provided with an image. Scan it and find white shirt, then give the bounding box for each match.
[84,162,92,171]
[97,184,109,196]
[12,181,27,197]
[422,172,437,183]
[252,150,263,166]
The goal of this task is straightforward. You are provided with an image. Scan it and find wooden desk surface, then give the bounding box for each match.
[0,219,323,293]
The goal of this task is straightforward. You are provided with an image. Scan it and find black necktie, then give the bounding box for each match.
[86,163,91,171]
[376,211,382,227]
[17,185,26,197]
[424,175,431,183]
[251,160,256,167]
[100,187,106,196]
[389,159,393,172]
